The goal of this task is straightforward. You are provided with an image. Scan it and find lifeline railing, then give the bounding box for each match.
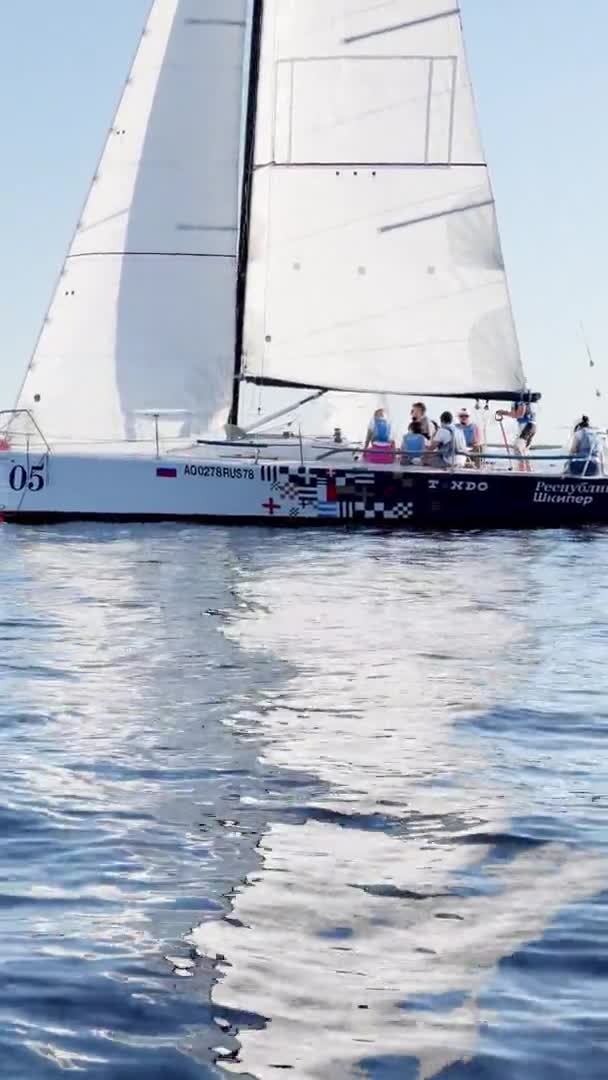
[318,446,604,474]
[195,436,604,474]
[2,417,600,476]
[0,410,51,455]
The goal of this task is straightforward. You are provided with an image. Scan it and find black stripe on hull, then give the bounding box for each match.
[3,513,608,530]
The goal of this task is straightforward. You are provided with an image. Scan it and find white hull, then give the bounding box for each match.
[0,445,373,523]
[4,445,608,530]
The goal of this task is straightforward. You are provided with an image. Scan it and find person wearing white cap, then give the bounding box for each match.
[456,407,483,466]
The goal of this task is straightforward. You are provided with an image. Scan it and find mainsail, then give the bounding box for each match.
[240,0,528,405]
[16,0,247,443]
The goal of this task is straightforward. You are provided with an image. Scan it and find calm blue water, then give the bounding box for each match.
[0,523,607,1079]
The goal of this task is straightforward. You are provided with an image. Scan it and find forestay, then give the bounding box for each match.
[242,0,527,401]
[16,0,247,444]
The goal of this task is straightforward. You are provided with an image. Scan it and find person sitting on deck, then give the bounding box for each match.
[401,420,429,464]
[456,407,483,465]
[565,415,604,477]
[410,401,436,441]
[430,411,468,468]
[496,400,536,472]
[363,408,395,463]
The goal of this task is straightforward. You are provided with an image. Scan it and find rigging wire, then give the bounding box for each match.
[579,321,601,399]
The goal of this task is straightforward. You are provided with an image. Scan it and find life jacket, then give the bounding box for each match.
[454,424,468,454]
[567,428,602,476]
[439,423,467,463]
[576,428,600,459]
[371,416,391,443]
[403,432,426,455]
[516,403,536,428]
[458,422,478,448]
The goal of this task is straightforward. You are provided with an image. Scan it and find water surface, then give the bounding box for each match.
[1,523,606,1078]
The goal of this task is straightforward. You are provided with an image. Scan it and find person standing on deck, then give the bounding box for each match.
[496,400,536,472]
[456,407,483,466]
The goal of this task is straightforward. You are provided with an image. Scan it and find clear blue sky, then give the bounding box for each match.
[0,1,606,436]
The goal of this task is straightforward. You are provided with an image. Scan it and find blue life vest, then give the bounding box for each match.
[458,422,477,448]
[371,416,391,443]
[403,432,426,455]
[516,403,536,428]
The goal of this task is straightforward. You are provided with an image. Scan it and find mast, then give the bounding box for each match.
[229,0,264,429]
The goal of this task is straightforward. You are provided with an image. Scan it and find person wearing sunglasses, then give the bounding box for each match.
[456,407,483,465]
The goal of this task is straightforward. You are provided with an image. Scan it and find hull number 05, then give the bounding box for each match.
[9,464,46,492]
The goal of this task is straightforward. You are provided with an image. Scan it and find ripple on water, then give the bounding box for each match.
[192,530,608,1078]
[0,524,607,1078]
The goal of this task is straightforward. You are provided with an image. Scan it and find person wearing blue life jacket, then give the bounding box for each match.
[566,415,604,477]
[496,400,537,472]
[364,408,392,448]
[456,407,483,465]
[401,419,429,464]
[363,407,395,463]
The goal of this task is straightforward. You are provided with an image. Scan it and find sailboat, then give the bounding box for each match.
[1,0,606,528]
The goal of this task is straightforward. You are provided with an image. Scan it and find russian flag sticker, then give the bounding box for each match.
[156,467,177,478]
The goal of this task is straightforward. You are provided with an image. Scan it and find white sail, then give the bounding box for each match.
[241,0,527,402]
[16,0,247,444]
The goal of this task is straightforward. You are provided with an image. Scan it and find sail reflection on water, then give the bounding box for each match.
[193,534,607,1078]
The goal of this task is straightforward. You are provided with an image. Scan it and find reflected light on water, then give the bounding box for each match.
[194,532,608,1078]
